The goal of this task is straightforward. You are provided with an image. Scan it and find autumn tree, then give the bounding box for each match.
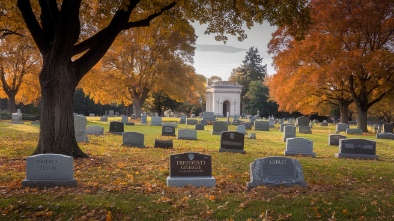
[81,12,196,118]
[229,47,267,113]
[0,34,40,113]
[16,0,311,157]
[268,0,394,131]
[267,29,354,122]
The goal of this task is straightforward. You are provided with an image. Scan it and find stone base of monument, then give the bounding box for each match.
[22,179,77,188]
[166,176,216,188]
[284,151,316,158]
[335,153,379,160]
[219,148,246,154]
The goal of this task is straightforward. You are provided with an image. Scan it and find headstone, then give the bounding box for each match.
[121,116,129,124]
[125,122,135,126]
[167,152,216,187]
[382,123,393,133]
[219,131,245,154]
[122,132,145,147]
[109,121,124,134]
[11,112,23,124]
[151,116,163,126]
[280,123,293,132]
[131,114,136,119]
[296,116,309,127]
[100,115,108,122]
[248,133,256,139]
[194,124,204,130]
[335,139,378,159]
[108,110,115,117]
[200,119,208,126]
[163,122,177,128]
[115,112,120,116]
[249,117,256,125]
[336,123,349,132]
[154,139,173,149]
[246,157,307,188]
[177,129,197,140]
[269,118,275,128]
[346,128,363,135]
[285,138,316,157]
[202,112,215,122]
[376,132,394,139]
[186,119,198,126]
[236,125,247,134]
[328,134,346,146]
[74,115,88,142]
[141,113,147,124]
[320,122,328,126]
[242,122,252,130]
[298,126,312,134]
[191,114,196,118]
[254,121,269,131]
[231,115,240,125]
[22,154,77,188]
[89,113,95,117]
[211,121,228,135]
[283,125,296,142]
[162,126,176,136]
[86,126,104,135]
[179,116,187,124]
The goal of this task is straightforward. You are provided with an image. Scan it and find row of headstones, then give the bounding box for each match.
[22,135,378,189]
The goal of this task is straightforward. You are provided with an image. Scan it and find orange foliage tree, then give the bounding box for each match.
[268,0,394,131]
[80,12,198,117]
[0,34,40,113]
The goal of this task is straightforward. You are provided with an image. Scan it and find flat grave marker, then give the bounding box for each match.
[122,132,145,147]
[162,126,176,136]
[328,134,346,146]
[335,139,378,159]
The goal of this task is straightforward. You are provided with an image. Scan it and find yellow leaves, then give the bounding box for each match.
[106,211,112,221]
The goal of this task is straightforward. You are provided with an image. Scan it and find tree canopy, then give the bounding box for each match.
[268,0,394,131]
[15,0,311,157]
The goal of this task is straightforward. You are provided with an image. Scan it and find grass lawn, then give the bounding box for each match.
[0,117,393,221]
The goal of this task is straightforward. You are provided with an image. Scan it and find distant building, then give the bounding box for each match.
[205,81,242,117]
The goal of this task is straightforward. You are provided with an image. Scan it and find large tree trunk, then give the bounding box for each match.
[32,61,87,158]
[339,101,349,124]
[357,107,368,132]
[132,98,143,118]
[7,92,17,114]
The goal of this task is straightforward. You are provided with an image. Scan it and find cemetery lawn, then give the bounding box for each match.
[1,118,394,221]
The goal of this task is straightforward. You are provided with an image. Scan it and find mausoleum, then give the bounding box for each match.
[206,81,242,117]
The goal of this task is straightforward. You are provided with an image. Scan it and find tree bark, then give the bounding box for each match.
[7,92,17,114]
[339,100,349,124]
[132,99,143,118]
[357,107,368,132]
[32,61,87,158]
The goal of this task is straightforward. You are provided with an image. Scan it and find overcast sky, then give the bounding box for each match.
[192,22,277,81]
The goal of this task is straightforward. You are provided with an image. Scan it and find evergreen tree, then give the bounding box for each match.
[229,47,267,113]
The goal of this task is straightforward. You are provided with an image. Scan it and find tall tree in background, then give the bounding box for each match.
[268,0,394,131]
[244,81,278,117]
[0,34,40,113]
[229,47,267,113]
[17,0,311,157]
[81,12,196,118]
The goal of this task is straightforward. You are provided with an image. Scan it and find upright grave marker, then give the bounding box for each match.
[177,129,197,140]
[22,154,77,188]
[162,126,176,136]
[283,125,296,142]
[219,131,245,154]
[167,152,216,187]
[86,126,104,135]
[296,116,309,127]
[328,134,346,146]
[285,138,316,157]
[122,132,145,147]
[335,139,378,159]
[140,113,147,124]
[74,115,88,142]
[254,121,269,131]
[336,123,349,132]
[211,121,228,135]
[109,121,124,134]
[247,157,307,188]
[151,116,163,126]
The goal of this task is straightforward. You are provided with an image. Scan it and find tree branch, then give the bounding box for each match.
[17,0,49,53]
